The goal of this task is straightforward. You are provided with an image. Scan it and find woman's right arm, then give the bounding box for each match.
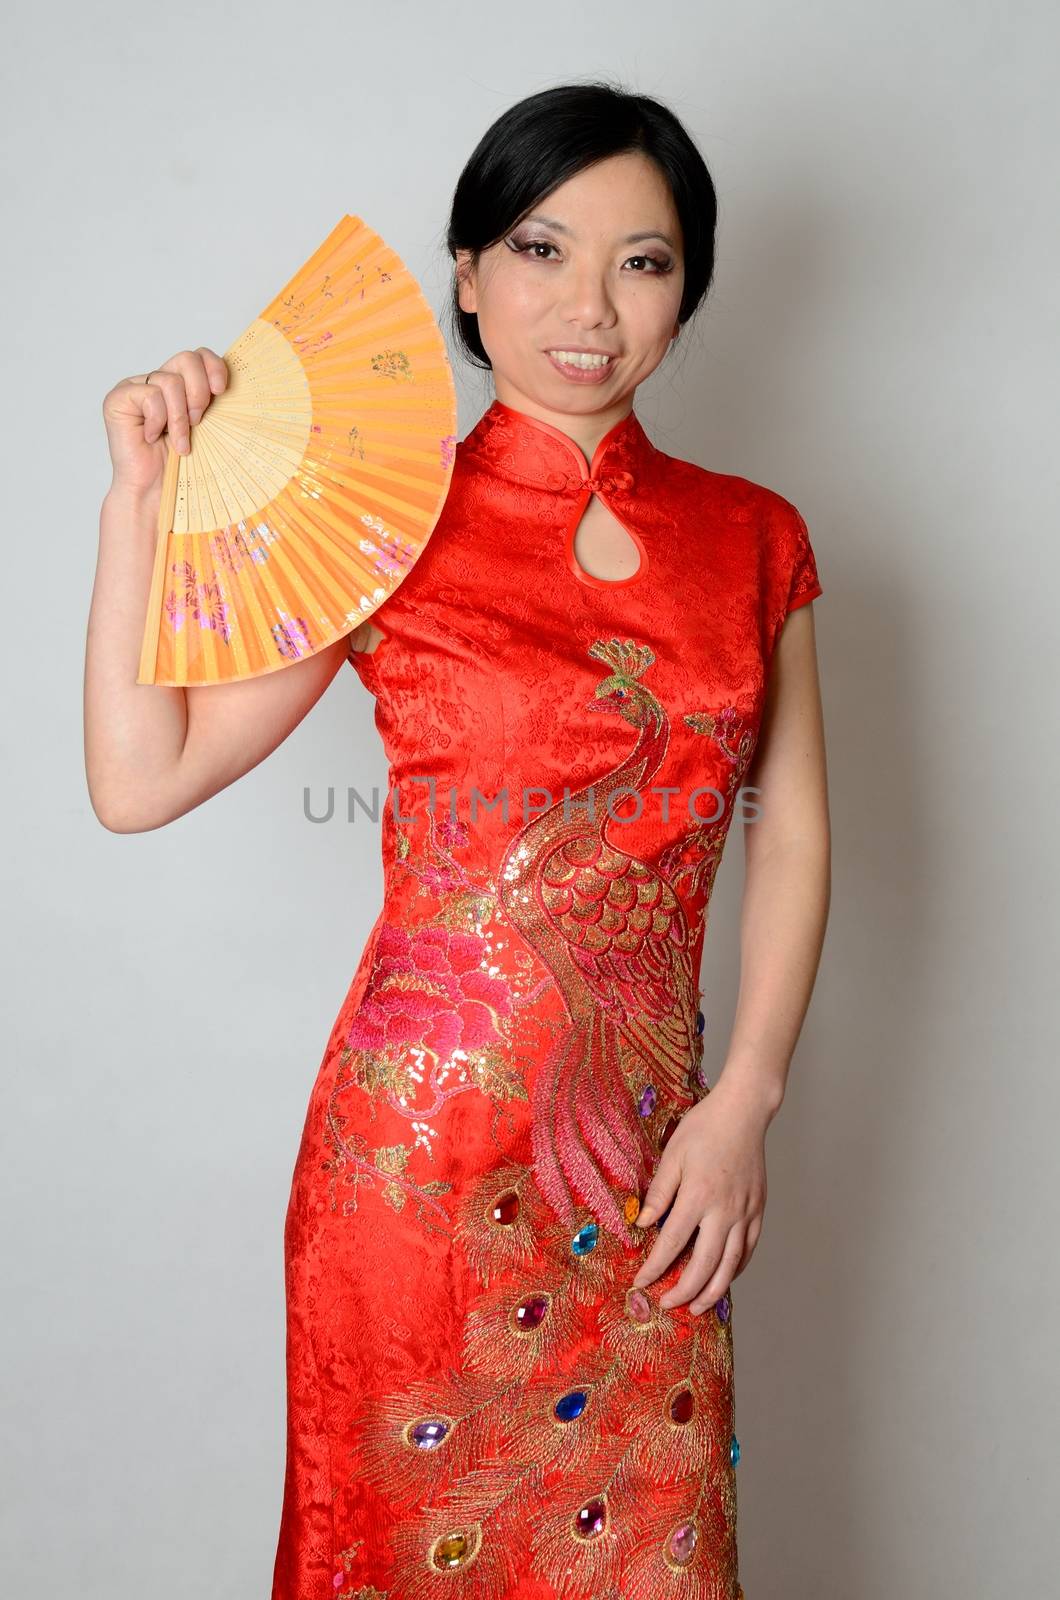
[84,347,351,834]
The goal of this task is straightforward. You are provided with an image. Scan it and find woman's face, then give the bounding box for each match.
[456,151,685,432]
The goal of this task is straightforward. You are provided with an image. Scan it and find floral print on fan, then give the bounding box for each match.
[163,559,233,644]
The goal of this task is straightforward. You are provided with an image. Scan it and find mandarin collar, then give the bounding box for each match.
[460,398,654,496]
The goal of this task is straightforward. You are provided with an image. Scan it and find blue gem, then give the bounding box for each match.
[571,1221,599,1256]
[554,1389,588,1422]
[730,1434,741,1467]
[695,1009,705,1036]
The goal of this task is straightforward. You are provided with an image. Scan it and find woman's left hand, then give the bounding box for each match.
[629,1072,774,1313]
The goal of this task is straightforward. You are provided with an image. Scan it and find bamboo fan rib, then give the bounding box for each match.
[137,214,458,686]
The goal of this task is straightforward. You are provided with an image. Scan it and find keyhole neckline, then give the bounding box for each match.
[468,399,653,589]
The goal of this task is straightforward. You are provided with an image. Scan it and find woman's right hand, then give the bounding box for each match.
[101,346,229,497]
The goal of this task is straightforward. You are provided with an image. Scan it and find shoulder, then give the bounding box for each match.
[651,448,807,543]
[651,446,790,510]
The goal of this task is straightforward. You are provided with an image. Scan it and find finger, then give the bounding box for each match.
[143,369,192,455]
[162,350,216,431]
[630,1201,702,1290]
[196,346,229,396]
[632,1161,679,1230]
[659,1216,731,1310]
[179,349,217,424]
[732,1214,763,1279]
[138,378,169,446]
[688,1226,747,1314]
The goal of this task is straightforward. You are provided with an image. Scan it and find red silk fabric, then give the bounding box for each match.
[272,399,822,1599]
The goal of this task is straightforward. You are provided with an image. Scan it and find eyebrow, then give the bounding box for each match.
[521,213,678,251]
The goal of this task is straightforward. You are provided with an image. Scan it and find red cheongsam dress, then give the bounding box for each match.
[272,397,823,1600]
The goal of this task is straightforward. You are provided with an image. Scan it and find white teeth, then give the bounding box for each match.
[548,351,613,369]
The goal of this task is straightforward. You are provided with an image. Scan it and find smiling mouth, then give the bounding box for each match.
[545,350,616,369]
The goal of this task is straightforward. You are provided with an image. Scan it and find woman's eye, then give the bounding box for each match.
[505,236,560,260]
[508,237,671,274]
[627,253,672,274]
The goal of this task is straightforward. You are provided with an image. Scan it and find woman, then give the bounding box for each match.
[86,81,829,1600]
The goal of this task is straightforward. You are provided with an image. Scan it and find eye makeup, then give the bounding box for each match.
[504,230,674,273]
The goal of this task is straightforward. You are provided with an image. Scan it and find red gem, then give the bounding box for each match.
[574,1496,607,1538]
[669,1387,694,1424]
[515,1294,549,1330]
[492,1190,520,1225]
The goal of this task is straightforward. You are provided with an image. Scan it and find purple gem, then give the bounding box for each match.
[638,1084,657,1117]
[667,1519,697,1565]
[409,1418,450,1449]
[715,1293,731,1324]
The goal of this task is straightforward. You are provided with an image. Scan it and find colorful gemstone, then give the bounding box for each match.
[730,1433,741,1467]
[554,1389,588,1423]
[514,1293,549,1331]
[623,1193,641,1224]
[571,1221,599,1256]
[695,1009,705,1035]
[407,1418,450,1450]
[625,1287,652,1323]
[332,1573,344,1591]
[573,1496,608,1540]
[665,1517,698,1566]
[491,1190,520,1225]
[429,1528,478,1570]
[669,1387,694,1424]
[638,1084,657,1116]
[659,1114,681,1149]
[715,1293,731,1324]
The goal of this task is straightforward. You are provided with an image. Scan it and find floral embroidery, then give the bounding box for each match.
[323,812,547,1236]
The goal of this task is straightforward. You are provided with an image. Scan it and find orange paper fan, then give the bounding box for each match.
[136,214,458,686]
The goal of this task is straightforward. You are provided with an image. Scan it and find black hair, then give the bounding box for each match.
[444,80,718,371]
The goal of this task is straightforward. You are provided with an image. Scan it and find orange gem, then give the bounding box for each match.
[623,1193,641,1224]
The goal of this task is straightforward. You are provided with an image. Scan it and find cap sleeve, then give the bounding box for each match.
[345,624,389,696]
[785,505,823,616]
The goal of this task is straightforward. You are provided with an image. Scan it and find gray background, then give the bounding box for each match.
[3,1,1056,1594]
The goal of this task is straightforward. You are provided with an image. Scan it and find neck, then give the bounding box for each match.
[490,383,635,474]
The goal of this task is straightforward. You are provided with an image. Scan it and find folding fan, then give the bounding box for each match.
[136,215,458,686]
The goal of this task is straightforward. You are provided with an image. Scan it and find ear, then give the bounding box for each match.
[455,248,478,315]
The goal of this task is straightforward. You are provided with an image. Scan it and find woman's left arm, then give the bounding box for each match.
[630,601,831,1311]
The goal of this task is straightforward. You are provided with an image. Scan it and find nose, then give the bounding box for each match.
[559,265,619,331]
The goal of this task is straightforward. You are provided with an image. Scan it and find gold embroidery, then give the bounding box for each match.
[342,640,740,1596]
